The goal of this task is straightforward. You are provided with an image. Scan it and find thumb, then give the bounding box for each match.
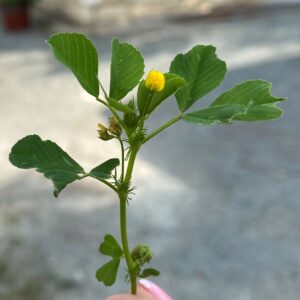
[104,280,173,300]
[138,279,173,300]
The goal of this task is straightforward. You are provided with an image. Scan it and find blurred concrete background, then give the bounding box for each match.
[1,0,300,299]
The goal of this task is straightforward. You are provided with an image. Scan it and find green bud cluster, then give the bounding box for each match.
[131,244,153,267]
[97,116,122,141]
[123,100,139,132]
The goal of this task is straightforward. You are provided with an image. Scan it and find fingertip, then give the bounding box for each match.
[138,279,173,300]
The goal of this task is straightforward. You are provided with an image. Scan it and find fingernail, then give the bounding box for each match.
[138,279,173,300]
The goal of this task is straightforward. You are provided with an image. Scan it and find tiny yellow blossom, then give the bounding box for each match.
[145,70,165,92]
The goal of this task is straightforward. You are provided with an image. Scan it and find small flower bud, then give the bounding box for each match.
[131,244,153,266]
[124,100,139,130]
[97,123,113,141]
[108,116,122,136]
[145,70,165,92]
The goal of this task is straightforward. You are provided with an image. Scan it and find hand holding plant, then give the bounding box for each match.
[9,33,285,295]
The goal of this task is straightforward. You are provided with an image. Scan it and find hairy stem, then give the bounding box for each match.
[118,146,139,294]
[119,193,137,294]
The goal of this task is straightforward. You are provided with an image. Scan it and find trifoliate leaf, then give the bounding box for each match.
[211,80,285,121]
[9,135,85,197]
[183,80,285,125]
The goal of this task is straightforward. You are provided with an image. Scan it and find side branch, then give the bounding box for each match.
[142,113,182,144]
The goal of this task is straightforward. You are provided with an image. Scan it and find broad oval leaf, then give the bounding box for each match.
[99,234,123,258]
[89,158,120,180]
[212,80,285,121]
[96,258,120,286]
[9,135,85,197]
[48,33,99,97]
[109,39,145,100]
[183,104,247,125]
[140,268,160,278]
[170,45,226,112]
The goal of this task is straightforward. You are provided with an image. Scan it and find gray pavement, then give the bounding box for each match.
[1,9,300,300]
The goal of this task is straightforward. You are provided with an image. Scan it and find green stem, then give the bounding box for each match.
[119,193,137,294]
[118,138,125,182]
[143,113,182,144]
[124,146,139,185]
[118,146,139,294]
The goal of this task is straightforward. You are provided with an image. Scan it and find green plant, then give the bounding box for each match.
[9,33,285,294]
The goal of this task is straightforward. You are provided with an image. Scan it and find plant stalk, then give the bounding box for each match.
[118,146,140,294]
[142,113,182,144]
[119,194,137,294]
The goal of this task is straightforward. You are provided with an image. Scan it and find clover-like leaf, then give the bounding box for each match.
[89,159,120,180]
[96,258,120,286]
[109,39,144,101]
[99,234,123,258]
[211,80,285,121]
[170,45,226,112]
[183,80,284,125]
[9,135,85,197]
[140,268,160,278]
[48,33,99,97]
[182,104,248,125]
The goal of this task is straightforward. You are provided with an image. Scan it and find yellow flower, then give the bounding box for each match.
[145,70,165,92]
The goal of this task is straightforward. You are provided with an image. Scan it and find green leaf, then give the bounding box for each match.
[140,268,160,278]
[183,104,247,125]
[147,73,186,114]
[9,135,85,197]
[96,258,120,286]
[235,104,283,121]
[137,73,186,115]
[89,158,120,180]
[109,39,144,100]
[170,45,226,112]
[48,33,99,97]
[99,234,123,258]
[137,80,149,115]
[211,80,285,121]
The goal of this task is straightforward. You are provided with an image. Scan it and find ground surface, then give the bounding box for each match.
[1,7,300,300]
